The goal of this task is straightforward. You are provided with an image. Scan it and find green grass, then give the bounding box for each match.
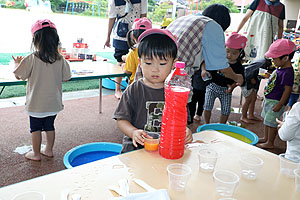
[0,79,101,99]
[0,51,117,99]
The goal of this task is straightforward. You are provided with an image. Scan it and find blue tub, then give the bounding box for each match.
[197,124,259,145]
[102,78,128,90]
[63,142,122,169]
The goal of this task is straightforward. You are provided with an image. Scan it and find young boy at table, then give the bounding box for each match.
[113,29,193,153]
[257,39,295,149]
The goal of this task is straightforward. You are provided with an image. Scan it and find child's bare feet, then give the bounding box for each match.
[240,117,255,124]
[25,151,41,161]
[193,115,201,121]
[41,149,54,158]
[248,115,262,121]
[256,142,274,149]
[115,91,122,99]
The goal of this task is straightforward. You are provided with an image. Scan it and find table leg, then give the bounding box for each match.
[0,86,5,95]
[99,78,102,113]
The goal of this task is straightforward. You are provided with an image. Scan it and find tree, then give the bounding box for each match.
[148,1,172,23]
[200,0,240,13]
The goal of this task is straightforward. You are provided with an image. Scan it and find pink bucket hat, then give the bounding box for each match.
[225,33,247,49]
[138,28,178,47]
[265,39,295,58]
[31,19,56,35]
[133,17,152,30]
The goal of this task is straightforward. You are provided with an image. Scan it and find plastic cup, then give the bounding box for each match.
[213,170,240,197]
[294,168,300,193]
[279,154,300,178]
[167,163,192,191]
[259,68,268,76]
[239,153,264,180]
[12,191,45,200]
[198,149,218,173]
[144,132,160,152]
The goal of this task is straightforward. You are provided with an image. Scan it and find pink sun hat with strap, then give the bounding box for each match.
[265,39,295,58]
[31,19,56,36]
[225,33,247,49]
[133,17,152,30]
[138,28,178,47]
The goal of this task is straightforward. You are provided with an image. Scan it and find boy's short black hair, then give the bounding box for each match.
[279,51,295,60]
[138,34,177,60]
[202,4,231,31]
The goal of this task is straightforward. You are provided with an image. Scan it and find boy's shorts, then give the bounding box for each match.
[29,115,57,133]
[114,48,129,63]
[261,98,285,128]
[241,86,257,98]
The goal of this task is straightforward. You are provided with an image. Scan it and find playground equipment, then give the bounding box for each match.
[25,0,52,13]
[186,0,201,15]
[65,0,100,17]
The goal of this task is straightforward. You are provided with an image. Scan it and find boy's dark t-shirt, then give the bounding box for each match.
[209,62,245,87]
[113,79,165,153]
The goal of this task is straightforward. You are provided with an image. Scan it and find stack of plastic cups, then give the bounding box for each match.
[159,84,190,159]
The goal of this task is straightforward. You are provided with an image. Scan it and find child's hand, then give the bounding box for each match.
[185,127,193,144]
[12,56,23,64]
[201,70,207,78]
[226,85,233,94]
[264,72,271,78]
[273,103,283,112]
[276,118,284,129]
[132,130,148,147]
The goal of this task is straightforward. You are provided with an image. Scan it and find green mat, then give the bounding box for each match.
[0,52,117,65]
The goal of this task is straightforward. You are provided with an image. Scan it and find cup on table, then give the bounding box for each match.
[239,153,264,180]
[12,191,45,200]
[213,170,240,197]
[144,132,160,152]
[294,168,300,193]
[198,148,218,173]
[279,153,300,178]
[167,163,192,191]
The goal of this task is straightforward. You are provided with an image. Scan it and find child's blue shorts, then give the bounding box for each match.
[29,115,57,133]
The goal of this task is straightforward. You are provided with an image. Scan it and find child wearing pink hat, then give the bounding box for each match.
[203,33,246,124]
[122,17,152,84]
[13,19,72,161]
[257,39,295,149]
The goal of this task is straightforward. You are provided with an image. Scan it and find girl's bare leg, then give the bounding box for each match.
[204,110,211,124]
[248,91,262,121]
[220,114,229,124]
[25,131,42,161]
[41,130,55,157]
[115,62,124,99]
[240,95,255,124]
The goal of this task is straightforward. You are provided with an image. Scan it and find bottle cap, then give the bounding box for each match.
[175,61,185,68]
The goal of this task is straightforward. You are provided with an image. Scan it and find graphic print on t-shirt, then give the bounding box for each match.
[264,70,277,96]
[144,101,165,133]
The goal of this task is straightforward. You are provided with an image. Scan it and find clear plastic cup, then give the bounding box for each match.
[279,154,300,178]
[259,68,268,76]
[12,191,45,200]
[239,153,264,180]
[294,168,300,193]
[213,170,240,197]
[144,132,160,152]
[167,163,192,191]
[198,149,218,173]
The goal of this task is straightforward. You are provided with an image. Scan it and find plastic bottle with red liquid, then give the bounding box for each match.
[159,61,191,159]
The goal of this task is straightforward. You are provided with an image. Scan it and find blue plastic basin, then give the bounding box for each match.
[102,78,127,90]
[63,142,122,169]
[197,124,259,145]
